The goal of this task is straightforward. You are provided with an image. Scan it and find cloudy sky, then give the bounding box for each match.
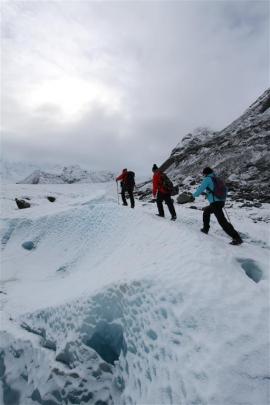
[1,0,269,175]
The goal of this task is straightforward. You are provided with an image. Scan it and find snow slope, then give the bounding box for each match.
[1,184,269,405]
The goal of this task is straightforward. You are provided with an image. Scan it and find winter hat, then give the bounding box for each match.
[202,167,213,176]
[152,164,158,172]
[123,168,127,172]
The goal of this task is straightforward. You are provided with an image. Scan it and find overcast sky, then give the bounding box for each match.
[1,0,269,176]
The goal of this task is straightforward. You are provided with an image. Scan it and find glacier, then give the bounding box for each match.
[0,182,269,405]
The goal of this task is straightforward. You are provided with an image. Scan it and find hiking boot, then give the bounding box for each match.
[230,237,243,246]
[156,214,164,218]
[171,216,177,221]
[200,228,209,234]
[122,203,128,206]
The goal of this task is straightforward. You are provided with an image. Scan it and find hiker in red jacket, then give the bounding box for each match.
[152,164,177,220]
[116,168,135,208]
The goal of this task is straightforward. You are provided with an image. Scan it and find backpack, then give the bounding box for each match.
[209,176,227,200]
[160,172,178,195]
[125,171,135,188]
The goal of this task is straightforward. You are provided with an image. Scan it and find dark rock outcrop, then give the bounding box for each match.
[15,198,31,209]
[177,192,195,204]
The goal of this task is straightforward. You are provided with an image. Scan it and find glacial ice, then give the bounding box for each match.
[237,258,263,283]
[0,183,269,405]
[85,321,126,365]
[21,241,35,251]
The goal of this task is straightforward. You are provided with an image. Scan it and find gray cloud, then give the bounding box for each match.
[1,1,269,176]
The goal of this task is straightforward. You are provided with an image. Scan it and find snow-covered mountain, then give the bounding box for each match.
[60,165,115,184]
[0,161,63,184]
[162,88,270,202]
[137,89,270,203]
[16,170,64,184]
[16,164,115,184]
[1,161,115,184]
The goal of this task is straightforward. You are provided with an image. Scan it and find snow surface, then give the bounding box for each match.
[0,183,269,405]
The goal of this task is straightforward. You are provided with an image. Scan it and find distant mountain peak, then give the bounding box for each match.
[18,165,115,184]
[173,127,215,152]
[1,162,115,184]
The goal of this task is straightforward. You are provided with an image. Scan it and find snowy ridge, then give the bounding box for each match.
[0,183,269,405]
[17,170,65,184]
[0,161,63,184]
[173,127,216,151]
[16,164,115,184]
[61,165,115,184]
[0,161,115,184]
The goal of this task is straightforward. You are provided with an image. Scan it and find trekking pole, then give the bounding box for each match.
[116,182,120,205]
[224,206,231,223]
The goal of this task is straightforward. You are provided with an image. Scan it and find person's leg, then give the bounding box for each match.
[213,202,241,240]
[128,188,135,208]
[164,194,177,219]
[202,204,214,232]
[156,192,165,216]
[121,186,128,205]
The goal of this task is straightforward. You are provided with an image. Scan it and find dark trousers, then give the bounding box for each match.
[203,201,240,239]
[121,186,135,208]
[156,191,176,218]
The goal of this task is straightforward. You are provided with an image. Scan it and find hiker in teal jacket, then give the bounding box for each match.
[193,172,226,204]
[193,167,242,245]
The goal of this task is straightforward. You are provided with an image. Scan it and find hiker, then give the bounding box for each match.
[192,167,243,245]
[116,168,135,208]
[152,164,177,221]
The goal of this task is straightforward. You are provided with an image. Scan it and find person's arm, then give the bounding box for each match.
[116,173,124,182]
[193,177,211,198]
[152,173,159,197]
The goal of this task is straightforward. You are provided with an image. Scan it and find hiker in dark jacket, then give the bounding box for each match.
[193,167,242,245]
[152,164,177,221]
[116,168,135,208]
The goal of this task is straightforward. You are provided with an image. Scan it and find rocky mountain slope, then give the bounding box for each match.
[164,89,270,202]
[16,165,115,184]
[138,88,270,203]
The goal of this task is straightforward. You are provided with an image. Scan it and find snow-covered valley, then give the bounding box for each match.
[0,183,269,405]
